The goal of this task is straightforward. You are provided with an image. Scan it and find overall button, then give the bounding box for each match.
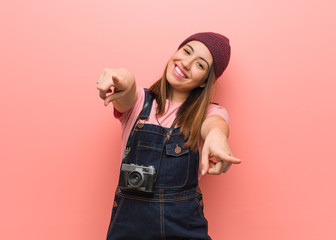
[137,122,144,128]
[174,145,181,154]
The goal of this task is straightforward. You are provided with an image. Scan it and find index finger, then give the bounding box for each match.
[213,150,241,164]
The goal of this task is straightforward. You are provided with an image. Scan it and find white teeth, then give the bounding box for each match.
[175,65,186,78]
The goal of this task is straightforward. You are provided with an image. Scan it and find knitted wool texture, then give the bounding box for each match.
[178,32,231,79]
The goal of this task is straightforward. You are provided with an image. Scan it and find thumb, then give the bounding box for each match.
[104,90,124,106]
[201,148,210,176]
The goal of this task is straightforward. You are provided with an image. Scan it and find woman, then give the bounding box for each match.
[97,32,241,240]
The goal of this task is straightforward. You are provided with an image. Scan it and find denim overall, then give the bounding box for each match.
[106,89,211,240]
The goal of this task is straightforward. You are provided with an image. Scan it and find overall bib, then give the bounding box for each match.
[106,89,211,240]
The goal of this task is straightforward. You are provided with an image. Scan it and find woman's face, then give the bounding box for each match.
[166,40,213,102]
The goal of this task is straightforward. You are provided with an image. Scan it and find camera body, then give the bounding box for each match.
[118,163,156,193]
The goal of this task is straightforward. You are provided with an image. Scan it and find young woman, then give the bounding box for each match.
[97,32,241,240]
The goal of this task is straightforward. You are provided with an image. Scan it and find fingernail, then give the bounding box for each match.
[201,169,206,176]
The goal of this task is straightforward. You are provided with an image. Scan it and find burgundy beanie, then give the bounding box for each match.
[178,32,231,79]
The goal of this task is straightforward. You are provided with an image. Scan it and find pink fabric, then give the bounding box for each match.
[114,86,230,179]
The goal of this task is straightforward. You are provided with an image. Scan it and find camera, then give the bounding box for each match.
[118,163,156,193]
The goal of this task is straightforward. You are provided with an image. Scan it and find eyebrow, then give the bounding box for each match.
[186,44,210,68]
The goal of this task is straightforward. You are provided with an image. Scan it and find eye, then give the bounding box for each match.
[197,62,205,70]
[183,48,191,55]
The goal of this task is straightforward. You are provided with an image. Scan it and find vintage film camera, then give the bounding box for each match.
[118,163,156,193]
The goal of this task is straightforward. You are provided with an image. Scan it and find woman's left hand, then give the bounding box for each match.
[201,115,241,176]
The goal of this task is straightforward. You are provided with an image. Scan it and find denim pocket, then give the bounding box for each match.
[136,140,190,187]
[166,143,189,156]
[156,142,190,187]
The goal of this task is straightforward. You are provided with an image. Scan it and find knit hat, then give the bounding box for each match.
[178,32,231,79]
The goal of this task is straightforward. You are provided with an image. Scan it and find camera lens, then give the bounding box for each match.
[128,171,143,187]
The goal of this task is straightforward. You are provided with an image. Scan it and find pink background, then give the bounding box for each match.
[1,0,335,239]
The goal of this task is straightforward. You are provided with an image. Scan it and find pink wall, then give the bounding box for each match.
[1,0,335,239]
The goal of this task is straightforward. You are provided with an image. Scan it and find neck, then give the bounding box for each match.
[171,89,189,103]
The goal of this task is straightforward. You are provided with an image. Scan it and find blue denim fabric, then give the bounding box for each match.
[106,89,211,240]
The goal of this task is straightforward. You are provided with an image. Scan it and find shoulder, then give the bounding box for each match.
[206,103,230,125]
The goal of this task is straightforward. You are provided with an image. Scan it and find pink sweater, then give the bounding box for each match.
[114,86,230,179]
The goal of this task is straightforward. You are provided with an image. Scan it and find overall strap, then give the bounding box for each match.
[139,88,153,120]
[121,88,153,163]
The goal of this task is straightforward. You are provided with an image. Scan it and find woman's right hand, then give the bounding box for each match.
[96,68,137,112]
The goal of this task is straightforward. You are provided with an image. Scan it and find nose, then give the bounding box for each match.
[181,57,193,70]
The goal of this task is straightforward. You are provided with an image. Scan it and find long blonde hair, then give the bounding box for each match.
[149,64,216,152]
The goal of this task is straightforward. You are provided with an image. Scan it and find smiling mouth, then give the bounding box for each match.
[174,64,187,78]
